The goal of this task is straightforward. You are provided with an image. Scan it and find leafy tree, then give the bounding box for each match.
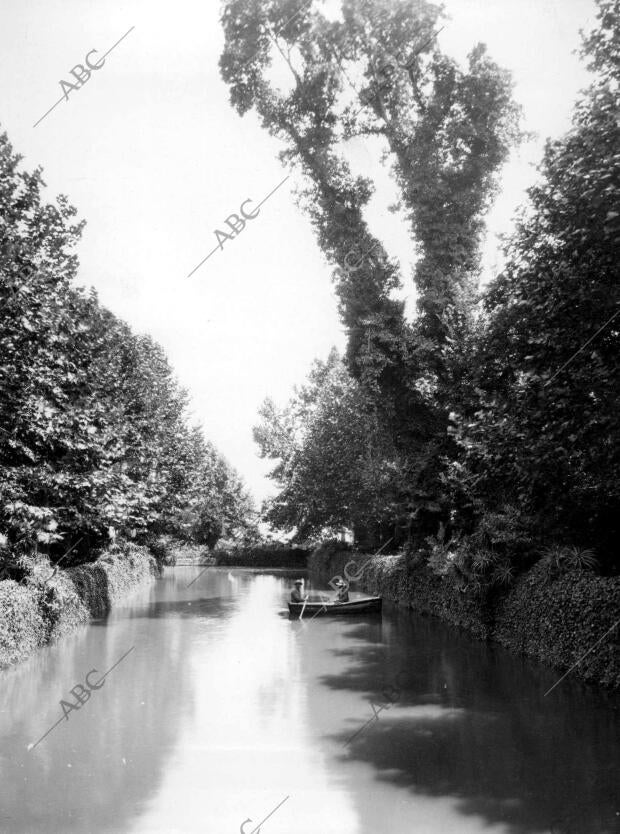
[0,130,256,575]
[453,0,619,566]
[220,0,521,544]
[255,349,405,543]
[236,0,617,569]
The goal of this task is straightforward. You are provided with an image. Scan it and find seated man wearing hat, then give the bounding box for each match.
[333,579,349,603]
[290,579,306,603]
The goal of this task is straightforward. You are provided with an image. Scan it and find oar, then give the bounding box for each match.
[299,580,310,619]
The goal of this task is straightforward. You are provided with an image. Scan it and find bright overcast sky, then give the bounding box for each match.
[0,0,597,504]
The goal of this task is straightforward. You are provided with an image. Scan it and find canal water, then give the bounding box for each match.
[0,567,618,834]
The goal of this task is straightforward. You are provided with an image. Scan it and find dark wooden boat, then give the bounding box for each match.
[288,596,382,617]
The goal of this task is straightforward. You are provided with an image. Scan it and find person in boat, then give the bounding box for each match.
[333,578,349,603]
[290,579,306,603]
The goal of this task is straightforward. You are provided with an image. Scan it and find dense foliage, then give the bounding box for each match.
[454,0,620,563]
[0,542,156,669]
[229,0,618,573]
[254,348,403,542]
[220,0,521,545]
[0,132,256,578]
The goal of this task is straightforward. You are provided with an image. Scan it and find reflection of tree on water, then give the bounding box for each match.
[0,595,199,833]
[309,610,620,834]
[2,571,617,834]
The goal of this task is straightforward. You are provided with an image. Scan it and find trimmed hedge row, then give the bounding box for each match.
[213,546,310,568]
[495,563,620,689]
[68,543,159,619]
[0,542,159,669]
[309,543,620,690]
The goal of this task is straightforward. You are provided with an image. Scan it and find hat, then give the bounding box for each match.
[294,579,303,585]
[335,579,348,587]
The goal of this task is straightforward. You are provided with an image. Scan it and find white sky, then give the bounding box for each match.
[0,0,597,504]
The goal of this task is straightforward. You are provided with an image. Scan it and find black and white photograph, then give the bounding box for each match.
[0,0,618,831]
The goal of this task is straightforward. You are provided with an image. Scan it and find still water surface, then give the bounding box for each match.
[0,568,618,834]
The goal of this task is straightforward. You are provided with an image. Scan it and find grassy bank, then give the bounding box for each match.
[309,544,620,691]
[0,542,159,670]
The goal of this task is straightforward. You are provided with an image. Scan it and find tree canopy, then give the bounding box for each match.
[238,0,618,572]
[254,348,401,543]
[455,0,619,560]
[221,0,520,538]
[0,131,256,573]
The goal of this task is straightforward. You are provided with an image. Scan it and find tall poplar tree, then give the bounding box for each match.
[220,0,521,542]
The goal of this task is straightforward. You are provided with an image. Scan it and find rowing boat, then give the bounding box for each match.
[288,596,382,617]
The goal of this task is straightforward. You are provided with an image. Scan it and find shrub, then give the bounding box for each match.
[539,545,599,581]
[490,560,515,587]
[0,581,47,667]
[473,505,534,560]
[146,535,177,567]
[425,523,461,577]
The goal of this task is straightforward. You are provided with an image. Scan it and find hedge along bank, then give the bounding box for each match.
[213,545,310,569]
[324,538,394,592]
[309,543,620,691]
[0,542,159,670]
[0,536,83,588]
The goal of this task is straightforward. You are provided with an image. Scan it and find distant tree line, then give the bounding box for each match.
[222,0,618,574]
[0,132,256,577]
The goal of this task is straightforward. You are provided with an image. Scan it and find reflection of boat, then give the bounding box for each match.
[288,597,382,617]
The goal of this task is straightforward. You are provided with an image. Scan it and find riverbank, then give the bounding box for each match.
[0,541,159,669]
[309,544,620,691]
